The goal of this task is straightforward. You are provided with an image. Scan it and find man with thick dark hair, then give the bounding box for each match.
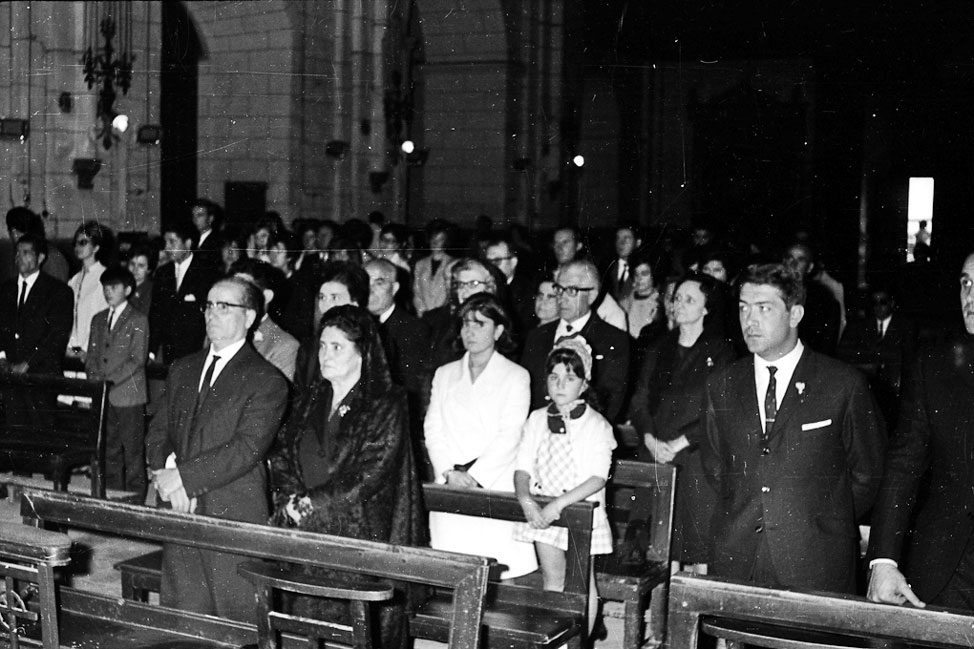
[5,207,69,281]
[701,263,885,593]
[149,221,219,363]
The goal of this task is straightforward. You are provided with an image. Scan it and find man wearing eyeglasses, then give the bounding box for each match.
[521,260,630,422]
[485,234,536,332]
[146,277,288,622]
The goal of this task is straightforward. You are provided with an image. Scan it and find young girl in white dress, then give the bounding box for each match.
[514,336,616,621]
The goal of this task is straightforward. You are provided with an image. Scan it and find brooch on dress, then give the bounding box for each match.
[338,404,351,417]
[795,382,806,396]
[706,356,714,368]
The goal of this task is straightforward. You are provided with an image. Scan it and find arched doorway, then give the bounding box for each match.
[160,1,202,232]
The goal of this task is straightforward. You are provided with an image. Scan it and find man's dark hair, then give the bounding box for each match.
[615,222,644,241]
[6,207,41,236]
[380,222,408,247]
[100,266,136,292]
[16,232,47,258]
[164,220,200,249]
[368,210,386,226]
[738,263,806,309]
[320,261,370,308]
[191,198,223,226]
[485,233,518,257]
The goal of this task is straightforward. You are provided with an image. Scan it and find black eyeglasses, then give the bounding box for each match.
[202,301,248,315]
[553,283,595,297]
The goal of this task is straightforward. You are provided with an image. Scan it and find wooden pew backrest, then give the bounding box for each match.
[0,373,109,497]
[666,573,974,649]
[21,488,494,649]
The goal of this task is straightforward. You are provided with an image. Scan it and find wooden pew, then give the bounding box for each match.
[596,460,677,649]
[113,484,598,649]
[20,487,495,649]
[0,373,109,497]
[666,573,974,649]
[414,483,596,649]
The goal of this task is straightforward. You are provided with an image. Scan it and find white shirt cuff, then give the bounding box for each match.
[868,558,898,569]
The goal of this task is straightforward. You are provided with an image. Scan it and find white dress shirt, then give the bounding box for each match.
[199,338,247,391]
[753,341,805,431]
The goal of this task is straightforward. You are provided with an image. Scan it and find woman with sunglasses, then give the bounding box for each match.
[67,221,112,358]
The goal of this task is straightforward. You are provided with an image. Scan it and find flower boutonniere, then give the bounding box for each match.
[706,356,714,368]
[795,382,806,396]
[338,404,351,417]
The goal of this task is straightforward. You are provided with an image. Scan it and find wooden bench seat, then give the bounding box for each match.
[666,573,974,649]
[19,487,496,649]
[415,483,596,649]
[0,372,109,497]
[596,460,677,649]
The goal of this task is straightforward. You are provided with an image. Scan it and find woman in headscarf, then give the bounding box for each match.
[269,304,425,649]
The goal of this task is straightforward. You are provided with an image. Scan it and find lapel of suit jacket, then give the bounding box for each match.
[109,305,131,341]
[769,348,812,438]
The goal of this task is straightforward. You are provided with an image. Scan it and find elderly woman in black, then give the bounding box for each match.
[627,273,735,572]
[269,305,425,649]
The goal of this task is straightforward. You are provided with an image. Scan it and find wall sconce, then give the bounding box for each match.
[137,125,162,145]
[72,158,102,190]
[326,140,350,160]
[0,119,30,142]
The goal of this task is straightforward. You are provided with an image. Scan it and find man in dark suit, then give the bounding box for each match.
[149,221,219,364]
[602,223,642,301]
[784,242,843,356]
[365,258,432,478]
[521,260,630,422]
[867,251,974,610]
[190,198,224,274]
[485,234,537,333]
[0,234,73,427]
[146,277,288,621]
[838,285,918,428]
[701,263,885,593]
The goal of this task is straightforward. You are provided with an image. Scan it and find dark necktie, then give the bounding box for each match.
[17,280,26,312]
[619,261,628,284]
[195,355,221,416]
[762,366,777,454]
[108,308,116,331]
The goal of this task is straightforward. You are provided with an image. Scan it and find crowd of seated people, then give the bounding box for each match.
[4,200,974,639]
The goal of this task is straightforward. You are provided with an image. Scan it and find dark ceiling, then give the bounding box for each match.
[582,1,974,78]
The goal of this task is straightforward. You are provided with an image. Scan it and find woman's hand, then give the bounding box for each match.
[445,470,479,488]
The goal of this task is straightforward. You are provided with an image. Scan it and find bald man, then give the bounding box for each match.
[521,260,630,422]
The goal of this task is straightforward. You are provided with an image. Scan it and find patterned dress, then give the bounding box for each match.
[513,403,615,554]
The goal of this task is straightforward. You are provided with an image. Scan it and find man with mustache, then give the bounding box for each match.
[700,263,885,592]
[868,250,974,610]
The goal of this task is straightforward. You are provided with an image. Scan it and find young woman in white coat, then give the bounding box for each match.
[424,292,538,578]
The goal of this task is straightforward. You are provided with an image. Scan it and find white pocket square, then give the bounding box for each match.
[183,294,197,302]
[801,419,832,431]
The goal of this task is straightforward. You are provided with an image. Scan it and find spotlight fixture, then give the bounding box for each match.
[572,155,585,168]
[400,140,415,154]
